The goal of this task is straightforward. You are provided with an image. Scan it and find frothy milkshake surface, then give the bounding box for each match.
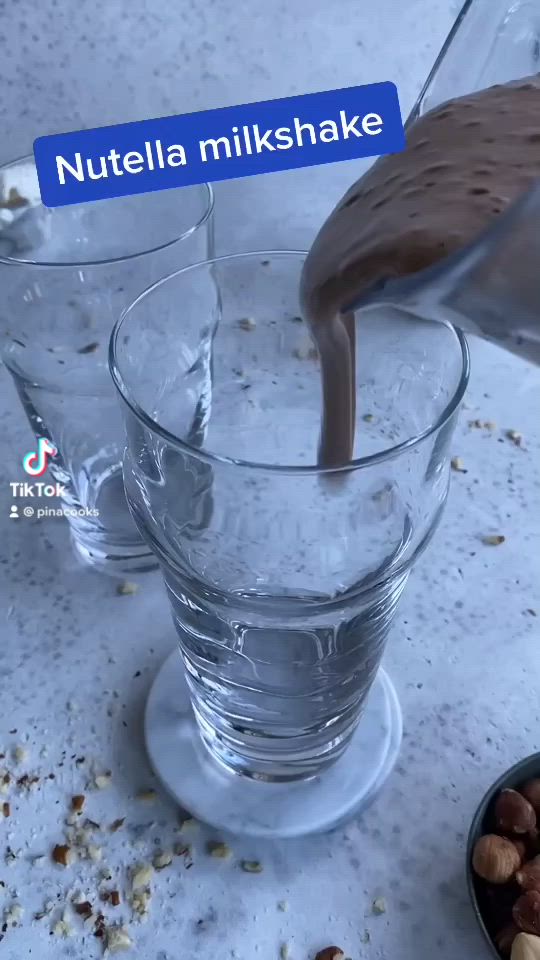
[302,75,540,466]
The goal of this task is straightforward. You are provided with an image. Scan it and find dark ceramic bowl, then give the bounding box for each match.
[467,753,540,959]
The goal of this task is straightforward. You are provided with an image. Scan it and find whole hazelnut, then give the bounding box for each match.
[496,790,537,835]
[513,891,540,935]
[517,858,540,892]
[472,834,521,883]
[522,781,540,817]
[496,922,520,955]
[514,842,528,864]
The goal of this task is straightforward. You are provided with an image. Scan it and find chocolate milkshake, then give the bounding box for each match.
[301,75,540,466]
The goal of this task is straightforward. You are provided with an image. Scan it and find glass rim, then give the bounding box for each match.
[405,0,473,129]
[0,153,215,268]
[109,249,471,475]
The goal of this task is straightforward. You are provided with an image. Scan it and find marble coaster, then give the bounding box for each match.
[145,649,403,839]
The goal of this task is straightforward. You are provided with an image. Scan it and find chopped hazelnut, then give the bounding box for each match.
[110,891,121,907]
[110,818,125,832]
[2,802,10,818]
[131,863,153,891]
[116,581,139,596]
[94,772,112,790]
[238,317,256,331]
[3,903,23,926]
[106,925,133,952]
[13,745,28,765]
[52,844,74,867]
[74,901,93,921]
[86,844,102,863]
[240,860,263,873]
[71,794,85,812]
[136,789,157,803]
[152,851,173,871]
[131,888,151,919]
[372,897,387,915]
[173,842,192,860]
[207,840,232,859]
[506,429,523,446]
[482,534,506,546]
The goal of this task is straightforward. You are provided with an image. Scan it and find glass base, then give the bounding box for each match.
[71,531,158,576]
[144,649,403,839]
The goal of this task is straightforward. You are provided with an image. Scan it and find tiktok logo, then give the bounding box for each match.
[22,437,57,478]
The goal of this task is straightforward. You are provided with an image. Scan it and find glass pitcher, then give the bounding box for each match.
[348,0,540,366]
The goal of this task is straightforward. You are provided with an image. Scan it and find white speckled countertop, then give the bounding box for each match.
[1,2,540,958]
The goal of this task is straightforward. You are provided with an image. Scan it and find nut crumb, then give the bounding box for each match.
[0,187,28,210]
[131,863,153,891]
[13,745,28,764]
[136,789,157,803]
[116,581,138,596]
[110,818,125,832]
[83,817,101,831]
[52,918,72,938]
[3,903,23,926]
[280,944,289,960]
[506,429,523,446]
[179,816,198,831]
[173,842,192,858]
[362,413,375,423]
[277,900,288,912]
[292,345,318,360]
[52,844,74,867]
[77,341,99,354]
[360,930,371,944]
[240,859,263,873]
[481,534,506,546]
[238,317,256,331]
[72,794,85,812]
[207,840,232,859]
[484,420,497,430]
[94,772,112,790]
[86,844,102,863]
[314,948,345,960]
[2,802,10,818]
[131,888,151,919]
[451,456,467,473]
[0,770,10,794]
[35,900,55,920]
[152,851,173,871]
[372,897,387,915]
[32,855,46,867]
[105,924,133,953]
[74,901,93,920]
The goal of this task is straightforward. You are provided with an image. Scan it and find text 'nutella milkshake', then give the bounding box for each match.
[301,75,540,467]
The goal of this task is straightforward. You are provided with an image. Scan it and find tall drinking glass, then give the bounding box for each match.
[110,252,469,837]
[0,157,214,573]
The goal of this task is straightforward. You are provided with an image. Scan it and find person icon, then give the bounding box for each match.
[9,504,19,519]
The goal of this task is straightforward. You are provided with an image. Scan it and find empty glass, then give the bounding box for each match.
[0,156,214,573]
[110,251,469,837]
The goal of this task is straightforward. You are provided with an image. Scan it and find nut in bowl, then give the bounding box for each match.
[468,754,540,959]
